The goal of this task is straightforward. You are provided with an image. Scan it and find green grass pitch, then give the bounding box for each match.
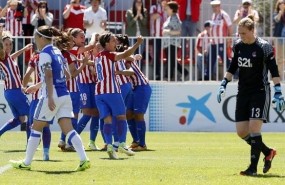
[0,132,284,185]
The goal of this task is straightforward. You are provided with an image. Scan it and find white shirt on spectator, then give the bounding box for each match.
[83,6,107,38]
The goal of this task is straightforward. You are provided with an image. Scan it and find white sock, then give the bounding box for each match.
[67,130,88,161]
[24,130,42,165]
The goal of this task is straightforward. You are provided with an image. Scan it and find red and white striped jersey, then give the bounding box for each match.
[5,8,23,36]
[196,30,211,53]
[94,51,120,95]
[28,53,40,100]
[0,54,22,90]
[211,10,232,44]
[128,60,149,87]
[62,51,79,92]
[70,46,94,84]
[116,59,131,86]
[22,0,39,25]
[150,4,167,37]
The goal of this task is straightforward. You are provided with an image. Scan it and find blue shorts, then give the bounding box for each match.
[70,91,80,114]
[29,99,53,125]
[78,83,97,109]
[133,85,152,114]
[120,82,132,103]
[4,88,30,118]
[95,93,126,119]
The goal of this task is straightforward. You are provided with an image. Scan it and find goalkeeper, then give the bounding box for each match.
[217,15,284,176]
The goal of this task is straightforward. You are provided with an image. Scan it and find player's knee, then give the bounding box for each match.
[116,115,126,121]
[126,111,134,120]
[134,113,144,121]
[236,130,248,139]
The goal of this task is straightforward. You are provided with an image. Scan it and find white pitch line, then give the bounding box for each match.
[0,164,12,174]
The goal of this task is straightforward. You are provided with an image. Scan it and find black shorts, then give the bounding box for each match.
[235,88,271,123]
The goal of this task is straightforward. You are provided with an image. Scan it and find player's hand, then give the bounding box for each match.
[217,86,226,103]
[272,84,285,112]
[134,54,142,61]
[217,78,229,103]
[25,84,39,94]
[48,97,56,111]
[136,36,144,45]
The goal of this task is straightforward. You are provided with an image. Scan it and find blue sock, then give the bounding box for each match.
[76,115,91,134]
[112,117,119,143]
[137,121,146,146]
[100,119,106,143]
[90,116,99,142]
[42,126,51,149]
[60,132,66,142]
[103,123,112,145]
[127,119,139,142]
[117,119,127,143]
[0,118,21,136]
[26,120,31,142]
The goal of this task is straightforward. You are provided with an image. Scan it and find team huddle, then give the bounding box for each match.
[0,25,151,171]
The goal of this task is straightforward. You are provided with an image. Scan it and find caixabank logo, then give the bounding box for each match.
[176,93,216,125]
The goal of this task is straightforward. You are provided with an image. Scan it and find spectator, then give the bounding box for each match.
[0,0,25,77]
[273,0,285,79]
[176,0,202,37]
[0,0,23,36]
[150,0,168,80]
[31,1,53,30]
[63,0,86,30]
[83,0,107,38]
[209,0,233,80]
[22,0,38,37]
[233,0,259,36]
[22,0,38,74]
[125,0,149,37]
[196,20,212,80]
[162,1,189,81]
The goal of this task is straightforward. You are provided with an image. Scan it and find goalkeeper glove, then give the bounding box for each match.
[217,78,229,103]
[272,83,285,112]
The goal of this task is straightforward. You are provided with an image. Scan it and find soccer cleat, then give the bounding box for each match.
[132,145,147,151]
[64,144,76,152]
[43,153,49,161]
[107,144,118,159]
[88,142,100,151]
[10,160,31,170]
[58,140,66,151]
[75,160,91,171]
[129,141,139,149]
[263,148,277,173]
[240,167,257,176]
[118,143,135,156]
[100,144,107,151]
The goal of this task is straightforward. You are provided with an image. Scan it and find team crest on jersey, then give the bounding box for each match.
[252,51,256,57]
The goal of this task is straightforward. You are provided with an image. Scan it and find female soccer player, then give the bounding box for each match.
[94,32,143,159]
[69,28,100,150]
[56,30,88,151]
[10,26,90,171]
[22,50,51,161]
[114,34,152,151]
[0,26,31,141]
[217,15,281,176]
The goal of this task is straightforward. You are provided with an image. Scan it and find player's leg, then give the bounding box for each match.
[58,96,90,171]
[96,94,117,159]
[132,85,152,151]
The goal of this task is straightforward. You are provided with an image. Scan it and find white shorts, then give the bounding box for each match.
[34,94,74,122]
